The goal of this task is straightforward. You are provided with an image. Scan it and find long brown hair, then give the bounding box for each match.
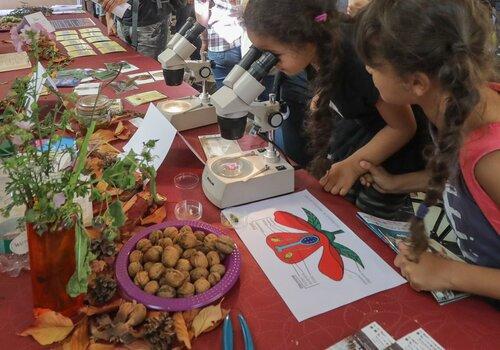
[244,0,350,177]
[355,0,495,256]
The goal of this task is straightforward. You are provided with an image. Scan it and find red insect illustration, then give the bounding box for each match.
[266,209,364,281]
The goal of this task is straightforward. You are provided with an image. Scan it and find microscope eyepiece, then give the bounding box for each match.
[185,22,206,43]
[247,52,279,82]
[178,17,195,37]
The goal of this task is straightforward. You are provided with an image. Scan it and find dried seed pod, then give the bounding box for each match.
[179,225,193,236]
[179,233,199,249]
[182,248,197,259]
[210,264,226,276]
[190,251,208,269]
[149,230,162,244]
[136,238,153,253]
[175,258,192,272]
[134,270,150,287]
[215,235,235,254]
[203,233,218,250]
[177,281,195,297]
[163,226,179,239]
[206,251,220,267]
[127,303,147,327]
[148,262,165,280]
[144,262,154,272]
[208,272,221,286]
[157,284,176,298]
[128,261,143,278]
[190,267,209,281]
[164,268,186,288]
[194,230,206,241]
[144,246,162,263]
[129,250,143,264]
[194,278,211,294]
[162,246,181,268]
[173,244,183,256]
[157,237,173,249]
[144,280,159,295]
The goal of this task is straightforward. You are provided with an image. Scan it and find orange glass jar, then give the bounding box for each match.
[26,224,83,317]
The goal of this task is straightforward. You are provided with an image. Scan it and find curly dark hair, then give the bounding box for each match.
[355,0,496,257]
[244,0,351,177]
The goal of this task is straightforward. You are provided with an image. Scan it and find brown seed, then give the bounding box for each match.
[162,246,181,267]
[210,264,226,276]
[194,278,211,294]
[149,230,162,244]
[180,270,190,283]
[175,258,192,272]
[203,233,218,250]
[190,251,209,269]
[190,267,209,281]
[177,281,195,297]
[136,238,152,253]
[215,235,235,254]
[134,270,149,287]
[144,262,154,271]
[194,230,206,241]
[173,244,183,256]
[206,251,220,266]
[144,246,162,263]
[157,284,176,298]
[179,225,193,236]
[179,233,199,249]
[129,250,143,263]
[148,262,165,280]
[182,248,197,259]
[208,272,221,286]
[144,280,159,295]
[164,268,186,288]
[163,226,179,239]
[157,237,173,249]
[128,261,143,278]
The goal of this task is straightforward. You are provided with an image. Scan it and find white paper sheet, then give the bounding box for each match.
[24,12,56,32]
[25,63,57,116]
[74,82,100,96]
[223,190,406,322]
[396,329,444,350]
[122,103,177,171]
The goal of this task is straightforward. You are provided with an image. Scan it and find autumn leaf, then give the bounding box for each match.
[115,122,125,136]
[61,317,89,350]
[19,308,74,346]
[114,122,131,140]
[173,312,191,349]
[91,129,118,144]
[90,260,108,274]
[182,309,200,327]
[96,143,120,156]
[137,191,154,206]
[96,180,109,193]
[123,194,138,213]
[86,227,102,240]
[88,342,116,350]
[191,301,228,338]
[86,157,104,178]
[80,299,124,317]
[140,206,166,226]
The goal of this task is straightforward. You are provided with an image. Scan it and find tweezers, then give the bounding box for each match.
[222,313,255,350]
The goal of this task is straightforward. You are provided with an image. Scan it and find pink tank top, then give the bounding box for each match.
[459,122,500,233]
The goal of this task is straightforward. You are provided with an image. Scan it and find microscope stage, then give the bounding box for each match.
[157,97,217,131]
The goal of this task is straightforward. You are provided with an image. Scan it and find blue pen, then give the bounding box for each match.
[238,314,255,350]
[222,314,233,350]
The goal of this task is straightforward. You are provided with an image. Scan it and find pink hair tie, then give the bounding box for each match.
[314,12,328,23]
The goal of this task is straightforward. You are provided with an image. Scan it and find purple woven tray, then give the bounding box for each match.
[115,220,242,311]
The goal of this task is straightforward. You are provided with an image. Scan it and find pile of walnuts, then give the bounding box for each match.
[128,225,235,298]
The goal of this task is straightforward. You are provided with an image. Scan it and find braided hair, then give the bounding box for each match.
[355,0,495,257]
[244,0,351,178]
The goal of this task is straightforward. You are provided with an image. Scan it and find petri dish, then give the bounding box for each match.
[158,100,192,115]
[211,157,253,178]
[174,172,199,190]
[174,200,203,221]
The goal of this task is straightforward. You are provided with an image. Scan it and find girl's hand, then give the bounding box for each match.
[359,160,399,194]
[394,242,454,292]
[319,159,364,196]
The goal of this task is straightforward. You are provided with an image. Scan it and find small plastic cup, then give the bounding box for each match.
[174,200,203,221]
[174,172,199,190]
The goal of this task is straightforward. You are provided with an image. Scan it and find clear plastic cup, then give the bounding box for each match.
[174,200,203,221]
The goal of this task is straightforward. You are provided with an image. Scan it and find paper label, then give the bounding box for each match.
[10,231,28,255]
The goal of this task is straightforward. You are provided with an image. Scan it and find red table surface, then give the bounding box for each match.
[1,12,499,350]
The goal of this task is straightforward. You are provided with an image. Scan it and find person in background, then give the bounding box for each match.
[244,0,428,219]
[174,0,201,60]
[103,0,175,59]
[347,0,370,16]
[356,0,500,299]
[194,0,244,89]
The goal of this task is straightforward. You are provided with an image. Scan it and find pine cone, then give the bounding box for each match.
[87,275,117,305]
[143,313,175,350]
[91,238,116,259]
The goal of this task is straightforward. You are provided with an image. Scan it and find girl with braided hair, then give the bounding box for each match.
[356,0,500,299]
[243,0,429,220]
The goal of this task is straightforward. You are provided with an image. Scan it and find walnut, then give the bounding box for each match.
[157,284,176,298]
[180,270,190,283]
[164,268,186,288]
[182,248,197,259]
[129,250,143,264]
[206,251,220,266]
[158,237,173,249]
[208,272,221,286]
[190,251,208,269]
[144,280,159,295]
[210,264,226,276]
[134,271,149,287]
[215,235,235,254]
[194,230,206,241]
[190,267,209,281]
[163,226,179,239]
[179,225,193,236]
[148,262,165,280]
[144,262,154,271]
[194,278,211,294]
[136,238,152,253]
[162,246,181,268]
[197,245,211,254]
[149,230,162,244]
[144,246,162,263]
[203,233,218,250]
[177,281,195,297]
[173,244,183,256]
[128,261,143,278]
[175,258,192,272]
[179,233,199,249]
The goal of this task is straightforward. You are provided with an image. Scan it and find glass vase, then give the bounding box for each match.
[26,223,83,317]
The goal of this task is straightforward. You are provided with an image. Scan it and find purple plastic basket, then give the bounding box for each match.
[115,220,241,311]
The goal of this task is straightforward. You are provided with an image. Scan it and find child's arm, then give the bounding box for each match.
[475,150,500,205]
[320,99,417,196]
[395,243,500,299]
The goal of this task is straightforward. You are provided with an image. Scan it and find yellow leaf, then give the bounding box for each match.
[63,317,89,350]
[191,300,227,338]
[114,121,125,136]
[88,343,116,350]
[96,180,108,193]
[19,309,74,346]
[173,312,191,349]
